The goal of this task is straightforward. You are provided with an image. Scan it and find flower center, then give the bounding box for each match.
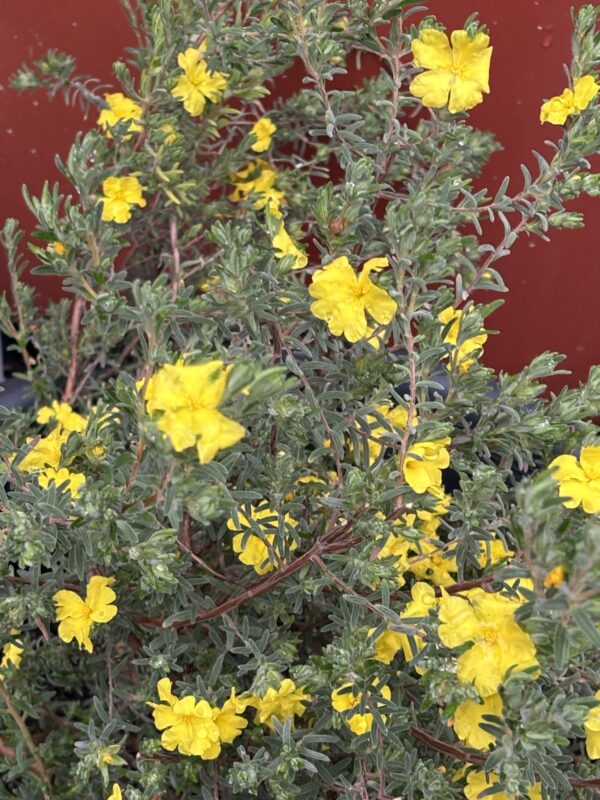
[482,628,498,644]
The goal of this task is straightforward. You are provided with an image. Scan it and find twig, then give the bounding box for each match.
[63,296,85,403]
[169,215,182,301]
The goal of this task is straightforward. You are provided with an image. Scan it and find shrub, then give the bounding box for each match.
[2,2,600,798]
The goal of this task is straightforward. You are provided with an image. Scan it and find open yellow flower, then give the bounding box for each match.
[464,770,541,800]
[37,400,87,433]
[250,116,276,152]
[410,29,492,113]
[272,224,307,269]
[438,588,538,698]
[230,159,285,214]
[409,538,458,586]
[148,678,221,759]
[97,92,143,138]
[213,688,250,743]
[585,691,600,759]
[453,692,502,750]
[331,681,391,735]
[403,437,451,493]
[38,467,86,499]
[540,74,599,125]
[227,506,298,574]
[53,576,117,654]
[438,306,487,373]
[171,48,227,116]
[549,445,600,513]
[144,361,245,464]
[373,582,438,664]
[101,176,146,224]
[18,427,70,473]
[249,679,309,729]
[309,256,397,343]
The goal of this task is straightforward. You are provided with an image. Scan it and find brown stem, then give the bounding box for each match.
[62,296,85,403]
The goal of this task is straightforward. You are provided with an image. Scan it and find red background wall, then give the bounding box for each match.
[0,1,597,386]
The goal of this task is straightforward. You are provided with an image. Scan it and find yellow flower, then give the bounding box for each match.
[97,92,143,138]
[478,539,513,568]
[38,467,86,499]
[100,176,146,224]
[250,679,309,729]
[331,681,391,735]
[464,770,541,800]
[161,123,178,144]
[540,74,599,125]
[410,539,458,587]
[373,582,438,664]
[1,631,23,670]
[410,28,492,113]
[366,404,417,464]
[438,588,538,698]
[585,691,600,759]
[106,785,122,800]
[230,159,285,214]
[376,527,413,586]
[403,437,451,494]
[53,576,117,654]
[149,678,221,759]
[543,564,565,588]
[37,400,87,433]
[213,689,250,743]
[549,445,600,514]
[227,506,298,575]
[18,427,70,473]
[438,306,487,373]
[309,256,397,343]
[48,241,66,256]
[250,116,276,152]
[144,361,245,464]
[272,224,307,269]
[171,48,227,116]
[453,692,502,750]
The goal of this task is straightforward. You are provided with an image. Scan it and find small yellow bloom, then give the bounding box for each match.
[37,400,87,433]
[410,28,492,113]
[249,679,309,729]
[438,588,538,698]
[410,539,458,587]
[544,564,565,588]
[19,427,70,473]
[309,256,397,343]
[540,74,599,125]
[106,785,122,800]
[438,306,487,373]
[38,467,86,499]
[171,48,227,116]
[230,159,285,214]
[213,689,250,743]
[53,576,117,654]
[149,678,221,759]
[549,445,600,514]
[48,241,66,256]
[250,116,276,152]
[161,123,178,145]
[272,224,307,269]
[585,691,600,759]
[1,631,23,670]
[331,681,391,735]
[227,506,298,575]
[97,92,143,138]
[464,770,541,800]
[453,692,502,750]
[403,437,451,494]
[144,361,245,464]
[101,176,146,224]
[366,403,417,464]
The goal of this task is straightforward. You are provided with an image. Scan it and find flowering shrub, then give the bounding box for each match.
[2,2,600,798]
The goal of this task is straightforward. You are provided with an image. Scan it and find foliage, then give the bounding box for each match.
[2,2,600,798]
